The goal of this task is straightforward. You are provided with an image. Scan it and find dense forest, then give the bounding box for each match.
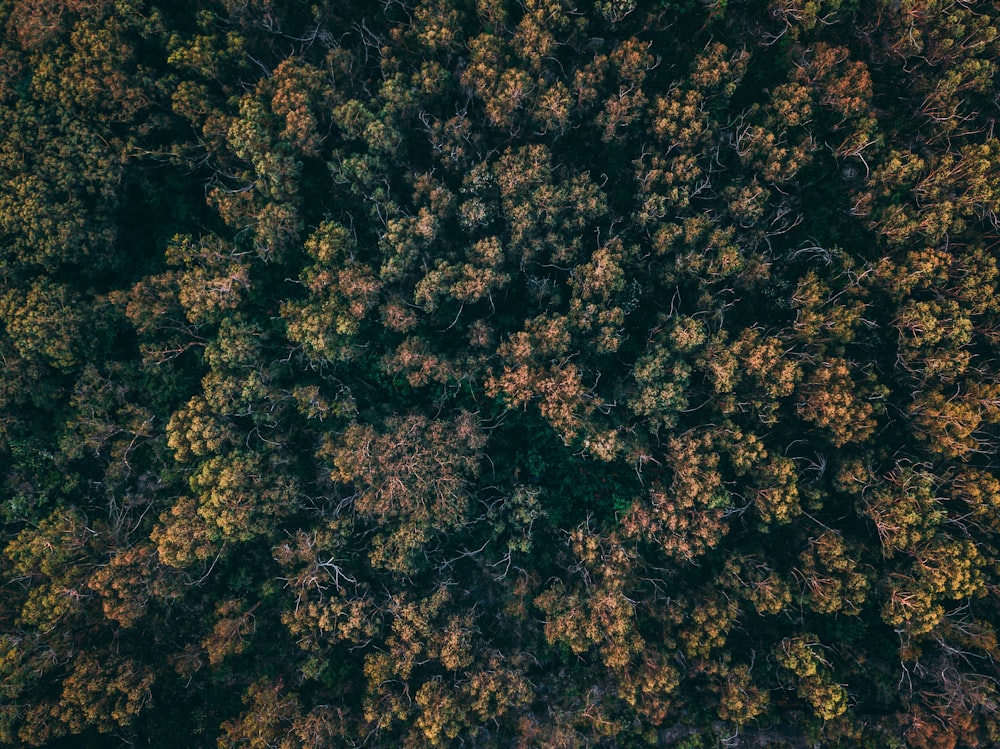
[1,0,1000,746]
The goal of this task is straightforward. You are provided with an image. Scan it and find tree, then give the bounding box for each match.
[621,429,730,561]
[0,280,100,372]
[796,358,877,447]
[773,635,849,721]
[217,678,301,749]
[794,531,871,615]
[323,411,485,573]
[486,313,593,443]
[189,451,299,545]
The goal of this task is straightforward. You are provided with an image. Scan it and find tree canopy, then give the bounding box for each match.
[2,1,1000,747]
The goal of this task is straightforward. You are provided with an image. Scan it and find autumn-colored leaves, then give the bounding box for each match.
[2,0,1000,747]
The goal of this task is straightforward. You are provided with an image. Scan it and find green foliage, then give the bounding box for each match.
[2,0,1000,746]
[500,410,643,526]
